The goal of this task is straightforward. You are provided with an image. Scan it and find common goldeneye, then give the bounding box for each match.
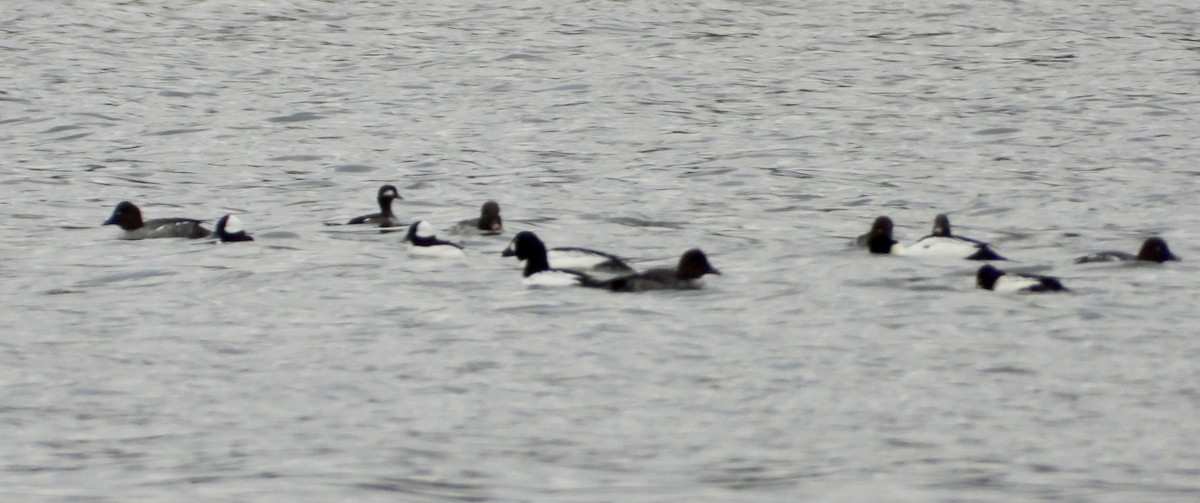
[346,184,402,227]
[976,264,1067,292]
[501,231,634,273]
[1074,237,1179,264]
[501,231,595,286]
[403,220,465,257]
[904,214,1006,260]
[215,215,254,242]
[864,216,904,255]
[448,201,503,235]
[103,201,211,239]
[585,249,720,292]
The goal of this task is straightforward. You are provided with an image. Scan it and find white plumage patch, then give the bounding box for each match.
[547,249,615,270]
[523,270,584,287]
[414,220,436,239]
[222,215,245,234]
[992,275,1044,293]
[903,236,981,258]
[406,242,465,258]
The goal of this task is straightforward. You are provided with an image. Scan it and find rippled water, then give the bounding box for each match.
[4,1,1200,501]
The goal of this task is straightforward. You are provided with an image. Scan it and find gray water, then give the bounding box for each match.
[3,1,1200,501]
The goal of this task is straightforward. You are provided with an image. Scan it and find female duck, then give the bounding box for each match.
[586,249,721,292]
[449,201,503,236]
[1074,237,1178,264]
[347,184,403,227]
[103,201,211,239]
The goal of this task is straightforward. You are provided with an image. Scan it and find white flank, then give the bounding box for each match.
[992,275,1042,293]
[903,236,979,258]
[547,249,615,270]
[407,242,465,258]
[523,270,583,287]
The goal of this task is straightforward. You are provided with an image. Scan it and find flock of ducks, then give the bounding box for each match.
[859,214,1179,293]
[102,184,1179,294]
[101,184,722,292]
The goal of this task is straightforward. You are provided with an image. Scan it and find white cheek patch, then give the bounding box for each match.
[415,221,436,239]
[223,215,245,234]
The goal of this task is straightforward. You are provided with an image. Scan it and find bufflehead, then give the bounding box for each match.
[501,231,634,273]
[586,249,720,292]
[215,215,254,242]
[501,231,596,286]
[449,201,502,235]
[976,264,1066,292]
[103,201,211,239]
[1074,237,1179,264]
[904,214,1006,260]
[346,184,402,227]
[403,220,465,257]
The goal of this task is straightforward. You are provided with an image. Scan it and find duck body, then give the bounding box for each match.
[585,249,720,292]
[215,215,254,243]
[103,201,211,239]
[1074,237,1179,264]
[347,185,402,227]
[976,265,1066,293]
[502,231,596,287]
[449,201,503,236]
[404,220,465,257]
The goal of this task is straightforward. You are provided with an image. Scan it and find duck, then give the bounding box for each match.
[403,220,465,257]
[585,249,721,292]
[904,214,1006,260]
[215,215,254,242]
[103,201,211,239]
[1073,237,1179,264]
[346,184,402,227]
[864,216,905,255]
[501,231,634,273]
[976,264,1067,293]
[501,231,596,286]
[448,201,503,236]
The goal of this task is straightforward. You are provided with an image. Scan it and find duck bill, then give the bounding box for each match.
[103,216,117,226]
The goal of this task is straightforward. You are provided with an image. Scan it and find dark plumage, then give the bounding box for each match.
[103,201,211,239]
[585,249,720,292]
[346,184,402,227]
[976,265,1066,292]
[215,215,254,242]
[502,231,593,285]
[502,231,634,273]
[865,216,898,254]
[1074,237,1179,264]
